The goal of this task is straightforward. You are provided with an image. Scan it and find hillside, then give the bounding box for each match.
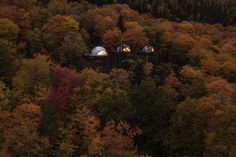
[0,0,236,157]
[85,0,236,25]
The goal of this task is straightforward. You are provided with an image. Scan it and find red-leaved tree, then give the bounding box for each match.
[49,65,78,119]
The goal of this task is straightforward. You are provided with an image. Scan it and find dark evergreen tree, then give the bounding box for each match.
[117,15,126,32]
[39,100,60,144]
[132,62,145,85]
[131,80,175,156]
[0,39,17,85]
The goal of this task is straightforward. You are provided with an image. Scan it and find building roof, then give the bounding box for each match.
[117,44,131,53]
[90,46,108,56]
[143,45,154,53]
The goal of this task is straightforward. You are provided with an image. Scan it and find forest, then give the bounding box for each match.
[85,0,236,25]
[0,0,236,157]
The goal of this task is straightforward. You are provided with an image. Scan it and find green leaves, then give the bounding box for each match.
[13,55,51,102]
[166,98,209,157]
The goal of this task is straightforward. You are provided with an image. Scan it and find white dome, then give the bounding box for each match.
[143,46,154,53]
[91,46,108,56]
[117,44,131,53]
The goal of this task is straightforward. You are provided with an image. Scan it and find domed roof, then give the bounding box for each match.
[91,46,108,56]
[143,45,154,53]
[117,44,131,53]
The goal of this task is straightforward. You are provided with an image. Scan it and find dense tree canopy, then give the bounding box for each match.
[0,0,235,157]
[86,0,236,25]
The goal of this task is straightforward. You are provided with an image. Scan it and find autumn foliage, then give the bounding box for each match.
[0,0,235,157]
[49,65,78,118]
